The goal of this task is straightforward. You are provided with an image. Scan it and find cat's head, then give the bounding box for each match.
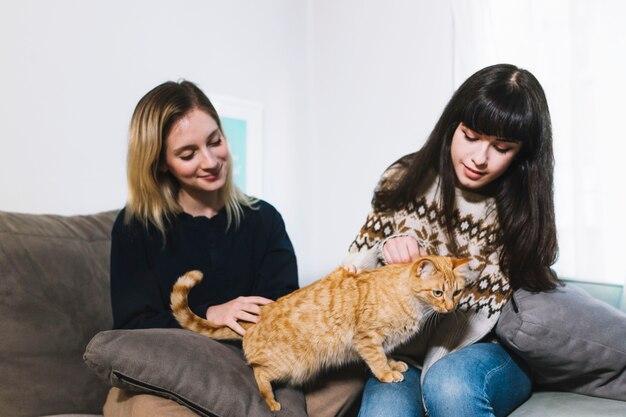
[409,256,470,313]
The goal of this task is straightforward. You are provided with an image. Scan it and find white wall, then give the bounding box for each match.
[299,0,455,282]
[0,0,307,226]
[0,1,456,285]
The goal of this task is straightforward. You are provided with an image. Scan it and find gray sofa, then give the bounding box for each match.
[1,210,625,417]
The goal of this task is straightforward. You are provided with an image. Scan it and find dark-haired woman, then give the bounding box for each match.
[345,64,558,417]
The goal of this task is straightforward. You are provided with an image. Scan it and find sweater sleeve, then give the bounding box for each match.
[252,204,299,300]
[344,211,398,270]
[343,163,407,270]
[109,212,180,330]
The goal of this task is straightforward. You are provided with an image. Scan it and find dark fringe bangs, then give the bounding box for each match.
[461,87,539,150]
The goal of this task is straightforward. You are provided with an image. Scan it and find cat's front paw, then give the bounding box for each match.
[388,359,409,372]
[266,399,281,412]
[379,370,404,383]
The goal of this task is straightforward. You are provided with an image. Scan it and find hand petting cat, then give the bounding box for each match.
[343,235,425,274]
[382,236,426,264]
[205,296,273,336]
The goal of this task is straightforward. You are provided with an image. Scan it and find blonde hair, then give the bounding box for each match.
[125,80,256,238]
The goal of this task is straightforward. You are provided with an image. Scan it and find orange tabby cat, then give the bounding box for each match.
[170,256,469,411]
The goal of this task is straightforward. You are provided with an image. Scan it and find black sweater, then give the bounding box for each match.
[110,200,299,329]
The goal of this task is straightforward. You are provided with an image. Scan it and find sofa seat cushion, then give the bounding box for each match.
[509,391,626,417]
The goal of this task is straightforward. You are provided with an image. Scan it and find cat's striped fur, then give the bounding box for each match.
[170,256,469,411]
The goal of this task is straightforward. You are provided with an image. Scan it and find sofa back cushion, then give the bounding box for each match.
[0,210,117,417]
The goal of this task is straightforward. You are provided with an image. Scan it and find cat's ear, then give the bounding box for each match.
[415,259,435,278]
[452,257,470,268]
[452,257,471,277]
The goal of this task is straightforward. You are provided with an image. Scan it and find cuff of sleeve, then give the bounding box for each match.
[343,242,384,270]
[379,233,415,265]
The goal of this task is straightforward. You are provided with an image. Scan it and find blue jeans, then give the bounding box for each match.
[357,343,532,417]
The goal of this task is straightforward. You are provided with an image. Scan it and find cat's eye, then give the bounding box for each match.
[453,289,463,296]
[432,290,443,297]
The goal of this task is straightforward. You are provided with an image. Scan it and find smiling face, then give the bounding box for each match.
[164,108,229,197]
[450,123,522,190]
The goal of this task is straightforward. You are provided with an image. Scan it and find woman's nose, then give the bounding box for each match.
[471,144,488,167]
[199,149,219,170]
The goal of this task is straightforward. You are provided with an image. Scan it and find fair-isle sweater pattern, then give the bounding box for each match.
[343,162,512,377]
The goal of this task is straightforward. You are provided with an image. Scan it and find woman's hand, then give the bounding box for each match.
[382,236,425,264]
[205,296,273,336]
[342,264,359,275]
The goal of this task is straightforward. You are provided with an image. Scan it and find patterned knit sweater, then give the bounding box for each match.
[343,159,512,376]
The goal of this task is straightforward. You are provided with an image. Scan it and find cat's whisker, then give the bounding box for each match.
[450,311,458,327]
[423,310,438,335]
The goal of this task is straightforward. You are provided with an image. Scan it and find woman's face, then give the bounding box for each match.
[450,123,521,190]
[164,108,229,195]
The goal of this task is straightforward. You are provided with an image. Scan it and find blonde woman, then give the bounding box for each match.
[104,80,300,416]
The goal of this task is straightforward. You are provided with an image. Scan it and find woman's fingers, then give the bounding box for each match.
[207,296,274,333]
[227,319,247,336]
[383,236,426,264]
[342,264,358,274]
[242,296,273,305]
[236,310,260,324]
[240,302,261,315]
[399,240,414,262]
[405,238,421,259]
[384,241,401,263]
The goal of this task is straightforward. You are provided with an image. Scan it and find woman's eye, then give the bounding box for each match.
[432,290,443,297]
[494,146,511,154]
[208,137,223,147]
[464,134,478,142]
[180,152,194,161]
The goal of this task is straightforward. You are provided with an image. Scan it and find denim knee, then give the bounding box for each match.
[358,365,424,417]
[422,357,481,412]
[421,343,532,417]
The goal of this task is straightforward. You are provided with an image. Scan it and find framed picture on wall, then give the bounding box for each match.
[211,95,263,197]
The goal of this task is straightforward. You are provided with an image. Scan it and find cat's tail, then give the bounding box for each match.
[170,270,243,340]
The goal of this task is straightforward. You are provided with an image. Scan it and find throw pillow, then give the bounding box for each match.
[84,329,307,417]
[496,284,626,401]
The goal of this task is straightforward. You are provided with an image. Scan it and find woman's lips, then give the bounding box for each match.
[198,165,222,182]
[463,164,486,180]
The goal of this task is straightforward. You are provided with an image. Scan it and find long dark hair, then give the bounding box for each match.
[375,64,559,291]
